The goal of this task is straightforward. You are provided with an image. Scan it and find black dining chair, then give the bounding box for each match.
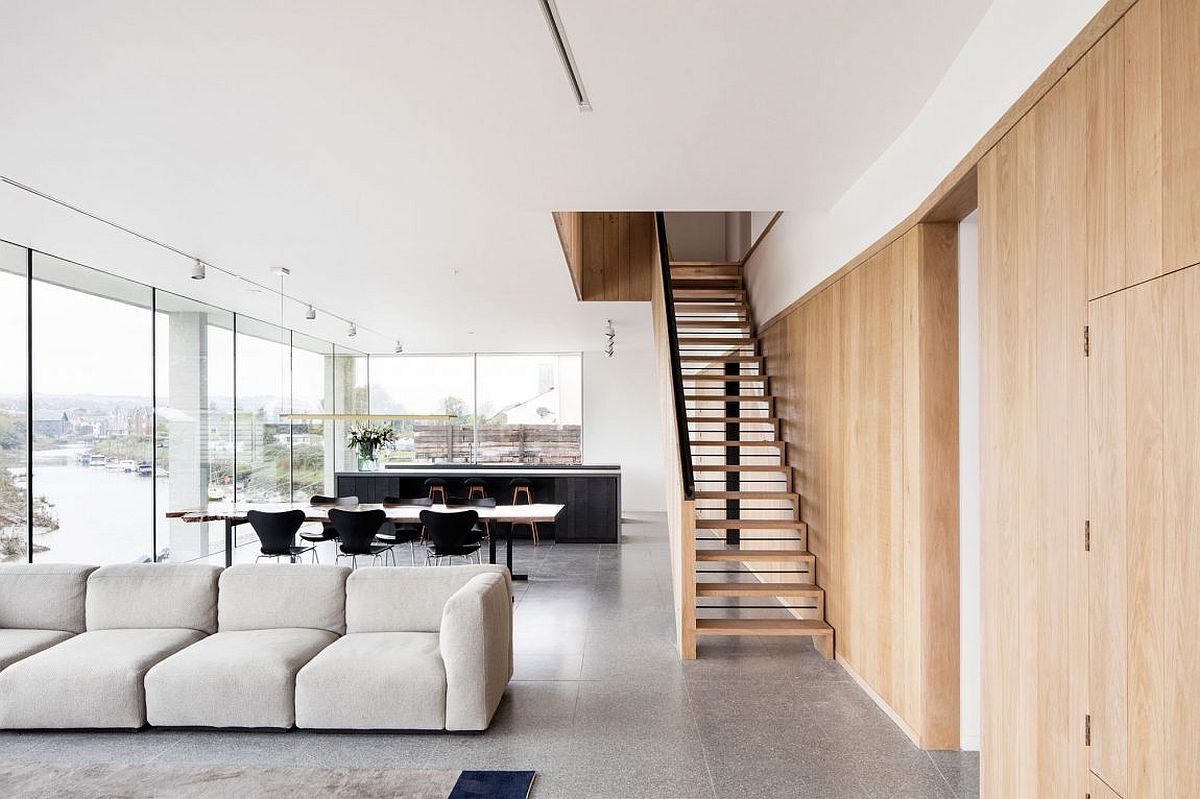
[379,497,432,566]
[446,496,496,542]
[247,509,315,564]
[299,494,358,563]
[420,509,483,566]
[328,507,392,568]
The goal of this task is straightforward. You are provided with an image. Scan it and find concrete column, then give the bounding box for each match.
[167,312,210,558]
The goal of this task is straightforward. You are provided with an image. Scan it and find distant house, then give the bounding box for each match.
[32,411,69,438]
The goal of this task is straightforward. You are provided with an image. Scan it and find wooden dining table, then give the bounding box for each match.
[165,501,566,579]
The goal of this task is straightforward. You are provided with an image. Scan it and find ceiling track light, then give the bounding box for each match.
[270,266,290,278]
[347,322,358,337]
[538,0,592,112]
[394,341,404,354]
[190,258,206,280]
[305,304,316,320]
[604,319,615,358]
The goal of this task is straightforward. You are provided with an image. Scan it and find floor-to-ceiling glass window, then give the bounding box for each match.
[370,356,474,464]
[291,332,334,500]
[31,253,153,563]
[233,316,291,504]
[154,292,234,563]
[476,354,582,463]
[0,243,29,563]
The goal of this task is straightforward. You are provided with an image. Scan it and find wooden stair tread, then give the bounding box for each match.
[677,338,757,346]
[670,261,741,267]
[695,618,832,636]
[673,304,748,314]
[685,394,773,402]
[679,355,763,363]
[696,519,805,529]
[690,439,781,447]
[687,416,779,423]
[692,464,788,471]
[676,320,752,329]
[695,491,798,500]
[684,375,766,382]
[695,549,813,561]
[696,582,820,597]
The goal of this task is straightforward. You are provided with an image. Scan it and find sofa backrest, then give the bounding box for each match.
[345,564,511,634]
[0,563,97,633]
[218,564,349,634]
[86,563,222,634]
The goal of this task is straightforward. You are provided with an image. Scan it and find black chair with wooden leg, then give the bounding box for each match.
[299,494,358,563]
[420,509,482,566]
[248,509,315,563]
[379,496,431,565]
[328,508,392,569]
[508,477,540,546]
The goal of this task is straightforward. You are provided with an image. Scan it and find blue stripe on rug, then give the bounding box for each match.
[448,770,536,799]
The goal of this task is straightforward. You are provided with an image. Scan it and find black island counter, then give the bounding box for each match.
[335,464,621,543]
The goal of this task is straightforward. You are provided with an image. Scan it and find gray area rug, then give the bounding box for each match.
[0,761,465,798]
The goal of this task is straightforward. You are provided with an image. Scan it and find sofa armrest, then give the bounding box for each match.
[440,572,513,731]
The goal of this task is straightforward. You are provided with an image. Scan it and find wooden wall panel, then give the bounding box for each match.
[1163,264,1200,796]
[551,212,655,302]
[758,223,958,749]
[979,64,1090,799]
[1162,0,1200,272]
[1124,0,1163,286]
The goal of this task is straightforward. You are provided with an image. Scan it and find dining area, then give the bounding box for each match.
[166,493,565,580]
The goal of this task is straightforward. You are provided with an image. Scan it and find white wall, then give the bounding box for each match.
[958,210,981,751]
[745,0,1107,323]
[583,342,666,513]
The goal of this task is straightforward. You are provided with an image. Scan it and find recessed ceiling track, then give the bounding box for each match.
[538,0,592,112]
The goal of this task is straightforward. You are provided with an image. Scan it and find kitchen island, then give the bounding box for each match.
[335,463,621,543]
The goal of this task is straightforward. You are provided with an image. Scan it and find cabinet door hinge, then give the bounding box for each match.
[1084,325,1090,356]
[1085,520,1090,552]
[1085,714,1091,746]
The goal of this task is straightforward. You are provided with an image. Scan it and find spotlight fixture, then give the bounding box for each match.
[190,259,206,280]
[270,266,290,277]
[305,304,316,320]
[604,320,615,358]
[394,341,404,354]
[347,322,357,337]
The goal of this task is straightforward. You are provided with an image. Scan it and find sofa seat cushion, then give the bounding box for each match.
[296,632,446,730]
[145,628,337,728]
[0,629,73,672]
[0,628,205,729]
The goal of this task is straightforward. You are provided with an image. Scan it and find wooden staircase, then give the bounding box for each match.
[669,260,834,658]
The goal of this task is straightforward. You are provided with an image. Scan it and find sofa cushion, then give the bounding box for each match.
[0,629,73,672]
[295,632,445,730]
[145,628,337,728]
[86,563,221,633]
[218,564,349,634]
[345,564,510,634]
[0,628,205,728]
[0,563,96,633]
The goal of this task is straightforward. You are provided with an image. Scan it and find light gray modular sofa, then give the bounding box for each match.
[0,562,512,732]
[295,564,512,731]
[0,563,221,729]
[145,564,348,728]
[0,563,96,672]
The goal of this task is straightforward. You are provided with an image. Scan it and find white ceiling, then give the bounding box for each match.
[0,0,991,353]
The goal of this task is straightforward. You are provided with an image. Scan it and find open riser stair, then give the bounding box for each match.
[667,258,834,659]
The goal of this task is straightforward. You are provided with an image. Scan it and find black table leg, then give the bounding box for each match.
[224,518,234,567]
[505,522,528,581]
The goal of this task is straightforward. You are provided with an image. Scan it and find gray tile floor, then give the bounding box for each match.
[0,514,979,798]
